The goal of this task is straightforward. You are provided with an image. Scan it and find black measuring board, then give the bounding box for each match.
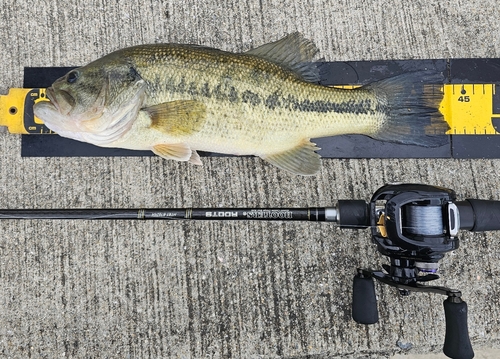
[19,59,499,159]
[21,61,451,159]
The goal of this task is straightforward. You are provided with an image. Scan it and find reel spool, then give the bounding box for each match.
[404,204,444,236]
[369,184,460,264]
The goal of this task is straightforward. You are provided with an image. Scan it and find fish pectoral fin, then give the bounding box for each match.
[245,32,320,83]
[261,140,321,176]
[152,143,198,163]
[144,100,207,137]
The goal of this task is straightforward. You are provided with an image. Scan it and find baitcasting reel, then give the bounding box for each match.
[341,183,500,359]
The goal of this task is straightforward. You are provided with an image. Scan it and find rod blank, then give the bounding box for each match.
[0,207,335,222]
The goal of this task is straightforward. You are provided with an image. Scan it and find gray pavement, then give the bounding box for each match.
[1,1,500,358]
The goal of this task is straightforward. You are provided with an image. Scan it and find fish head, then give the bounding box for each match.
[34,59,146,144]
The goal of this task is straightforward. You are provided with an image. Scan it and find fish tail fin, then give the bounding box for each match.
[367,71,449,147]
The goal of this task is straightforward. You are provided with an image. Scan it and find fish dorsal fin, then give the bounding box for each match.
[144,100,207,137]
[261,139,321,176]
[245,32,320,82]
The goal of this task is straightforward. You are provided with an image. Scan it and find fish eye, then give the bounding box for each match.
[66,71,79,84]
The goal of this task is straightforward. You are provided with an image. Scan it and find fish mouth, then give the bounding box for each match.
[45,87,58,109]
[45,87,76,115]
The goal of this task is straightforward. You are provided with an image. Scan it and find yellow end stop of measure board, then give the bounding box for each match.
[0,88,51,134]
[0,88,32,134]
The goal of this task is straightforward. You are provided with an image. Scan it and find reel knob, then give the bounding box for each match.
[443,296,474,359]
[352,272,379,324]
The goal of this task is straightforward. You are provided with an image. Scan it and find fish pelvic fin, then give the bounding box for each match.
[152,143,194,162]
[245,32,321,83]
[261,139,321,176]
[367,71,449,147]
[145,100,207,137]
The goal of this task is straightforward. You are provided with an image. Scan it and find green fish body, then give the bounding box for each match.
[34,33,447,175]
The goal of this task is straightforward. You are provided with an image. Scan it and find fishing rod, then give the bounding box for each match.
[2,183,498,359]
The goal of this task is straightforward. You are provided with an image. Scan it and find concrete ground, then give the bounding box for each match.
[1,1,500,358]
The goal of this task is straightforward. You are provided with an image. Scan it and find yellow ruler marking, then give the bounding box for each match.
[331,85,361,90]
[440,84,498,135]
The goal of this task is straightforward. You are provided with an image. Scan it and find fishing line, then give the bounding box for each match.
[404,205,444,235]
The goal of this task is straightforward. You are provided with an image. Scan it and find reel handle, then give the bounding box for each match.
[352,273,379,324]
[443,297,474,359]
[458,199,500,232]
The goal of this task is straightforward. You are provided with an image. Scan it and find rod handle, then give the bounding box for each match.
[443,297,474,359]
[352,274,379,324]
[457,199,500,231]
[338,200,370,229]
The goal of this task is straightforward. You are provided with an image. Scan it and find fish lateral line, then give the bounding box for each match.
[156,74,380,115]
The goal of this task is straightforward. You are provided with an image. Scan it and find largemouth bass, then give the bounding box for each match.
[34,33,447,175]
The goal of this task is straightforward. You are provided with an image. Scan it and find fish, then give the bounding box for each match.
[33,33,448,176]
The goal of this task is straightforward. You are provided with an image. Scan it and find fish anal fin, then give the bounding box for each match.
[145,100,207,137]
[245,32,320,82]
[152,143,194,162]
[261,140,321,176]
